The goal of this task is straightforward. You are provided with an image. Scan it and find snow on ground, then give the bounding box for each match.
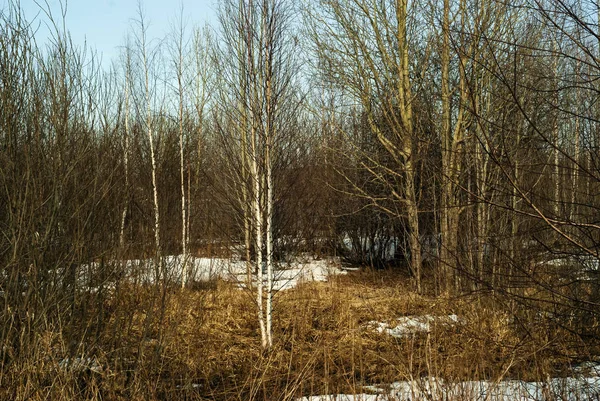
[170,255,347,290]
[80,255,346,291]
[366,314,460,338]
[297,368,600,401]
[573,361,600,377]
[266,259,347,291]
[543,255,599,281]
[343,318,600,399]
[58,357,103,374]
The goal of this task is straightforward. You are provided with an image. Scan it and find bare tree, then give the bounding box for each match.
[308,0,424,292]
[119,41,133,251]
[132,3,163,281]
[168,6,192,287]
[217,0,301,348]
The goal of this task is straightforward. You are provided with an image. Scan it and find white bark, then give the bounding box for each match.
[119,47,131,251]
[172,13,188,288]
[252,125,267,348]
[137,9,162,280]
[265,92,273,348]
[264,0,274,349]
[219,0,296,349]
[266,156,273,348]
[245,0,267,347]
[552,39,560,220]
[178,74,187,288]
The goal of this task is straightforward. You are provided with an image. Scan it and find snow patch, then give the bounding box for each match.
[298,374,600,401]
[58,357,102,374]
[543,255,599,280]
[80,256,346,291]
[366,314,460,338]
[572,361,600,377]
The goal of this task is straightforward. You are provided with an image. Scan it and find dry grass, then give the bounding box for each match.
[1,269,597,400]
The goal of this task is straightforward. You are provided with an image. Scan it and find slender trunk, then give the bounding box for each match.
[149,130,161,280]
[252,129,267,348]
[143,33,162,281]
[238,0,254,290]
[571,60,580,221]
[552,40,560,221]
[439,0,454,293]
[247,0,267,348]
[441,0,469,293]
[241,94,253,289]
[396,0,421,293]
[187,161,192,257]
[179,62,188,288]
[265,156,273,348]
[191,27,210,282]
[405,156,422,294]
[265,26,274,347]
[243,155,253,289]
[476,144,489,287]
[553,124,560,218]
[119,53,130,251]
[511,110,521,273]
[473,78,488,288]
[511,158,519,262]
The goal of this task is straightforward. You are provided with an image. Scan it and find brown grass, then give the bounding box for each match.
[1,269,597,400]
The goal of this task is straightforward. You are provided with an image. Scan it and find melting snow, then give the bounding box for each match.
[58,357,102,374]
[297,370,600,401]
[367,314,460,338]
[80,256,346,291]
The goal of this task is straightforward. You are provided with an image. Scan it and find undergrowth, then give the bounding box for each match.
[0,269,597,400]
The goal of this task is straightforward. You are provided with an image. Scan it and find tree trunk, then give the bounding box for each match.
[405,156,421,294]
[252,127,267,348]
[177,43,188,288]
[119,49,131,252]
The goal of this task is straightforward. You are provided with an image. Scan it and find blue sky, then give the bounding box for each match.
[1,0,216,67]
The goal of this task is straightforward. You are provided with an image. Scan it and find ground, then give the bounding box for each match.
[9,258,600,400]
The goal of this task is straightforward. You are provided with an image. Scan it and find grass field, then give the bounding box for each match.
[3,263,598,401]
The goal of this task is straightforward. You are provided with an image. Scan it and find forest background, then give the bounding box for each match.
[1,0,600,399]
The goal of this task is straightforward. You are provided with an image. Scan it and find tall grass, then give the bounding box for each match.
[1,267,596,400]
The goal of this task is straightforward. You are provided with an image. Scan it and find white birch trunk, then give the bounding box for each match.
[264,0,274,348]
[141,21,162,281]
[552,40,560,220]
[252,130,267,348]
[248,0,268,349]
[265,103,273,349]
[179,90,187,288]
[266,159,273,348]
[119,50,131,250]
[176,30,188,288]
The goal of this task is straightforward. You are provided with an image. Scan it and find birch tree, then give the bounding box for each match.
[168,7,192,287]
[217,0,300,348]
[132,4,163,281]
[119,42,133,251]
[191,24,213,275]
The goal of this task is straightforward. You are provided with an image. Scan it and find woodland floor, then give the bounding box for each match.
[5,264,600,400]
